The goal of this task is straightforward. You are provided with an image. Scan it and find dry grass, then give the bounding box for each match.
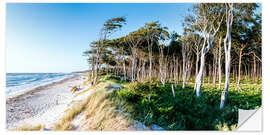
[74,86,92,97]
[55,80,133,131]
[14,124,43,131]
[74,80,114,97]
[80,90,133,130]
[53,97,90,130]
[82,78,91,87]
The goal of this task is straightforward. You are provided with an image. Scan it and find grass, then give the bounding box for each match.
[107,79,261,130]
[54,76,133,131]
[14,124,44,131]
[54,98,89,130]
[80,90,133,130]
[74,86,92,97]
[74,75,119,97]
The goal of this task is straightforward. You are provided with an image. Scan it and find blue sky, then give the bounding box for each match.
[6,3,194,73]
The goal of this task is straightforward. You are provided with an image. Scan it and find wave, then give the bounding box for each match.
[6,73,74,95]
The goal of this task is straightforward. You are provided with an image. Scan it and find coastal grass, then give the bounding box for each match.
[14,124,44,131]
[74,78,116,97]
[54,78,132,130]
[53,98,89,130]
[80,89,133,130]
[82,77,91,87]
[74,86,92,97]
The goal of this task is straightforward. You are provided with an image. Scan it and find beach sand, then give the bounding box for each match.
[6,73,88,129]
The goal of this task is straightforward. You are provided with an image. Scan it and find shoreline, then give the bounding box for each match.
[6,73,88,129]
[6,74,79,99]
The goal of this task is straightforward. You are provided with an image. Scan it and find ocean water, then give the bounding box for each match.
[6,73,74,95]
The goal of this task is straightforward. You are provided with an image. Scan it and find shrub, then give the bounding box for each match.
[70,86,79,93]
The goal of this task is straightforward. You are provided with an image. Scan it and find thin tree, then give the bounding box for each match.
[192,4,225,97]
[220,3,234,109]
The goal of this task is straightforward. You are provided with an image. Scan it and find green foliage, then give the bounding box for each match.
[99,74,121,82]
[109,80,261,130]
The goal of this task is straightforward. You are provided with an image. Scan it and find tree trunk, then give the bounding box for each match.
[237,51,242,88]
[195,46,199,76]
[123,59,126,81]
[218,37,222,89]
[253,53,256,81]
[182,45,187,88]
[213,54,217,87]
[194,51,205,97]
[220,3,233,110]
[131,55,136,82]
[208,63,211,84]
[149,50,152,80]
[142,60,146,81]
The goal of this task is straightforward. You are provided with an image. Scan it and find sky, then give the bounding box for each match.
[6,3,194,73]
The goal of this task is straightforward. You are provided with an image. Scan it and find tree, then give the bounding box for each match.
[124,31,144,82]
[192,4,225,97]
[217,36,223,89]
[181,35,193,88]
[220,3,234,109]
[85,17,126,84]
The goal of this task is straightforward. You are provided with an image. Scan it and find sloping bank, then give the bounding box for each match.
[15,75,163,131]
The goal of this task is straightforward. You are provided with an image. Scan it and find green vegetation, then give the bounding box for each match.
[107,78,261,130]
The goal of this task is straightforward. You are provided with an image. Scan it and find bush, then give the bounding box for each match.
[100,74,121,82]
[70,86,79,93]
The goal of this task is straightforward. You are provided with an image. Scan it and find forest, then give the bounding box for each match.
[83,3,262,130]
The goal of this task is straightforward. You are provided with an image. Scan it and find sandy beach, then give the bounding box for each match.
[6,73,88,129]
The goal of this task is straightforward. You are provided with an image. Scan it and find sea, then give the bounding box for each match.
[6,73,74,95]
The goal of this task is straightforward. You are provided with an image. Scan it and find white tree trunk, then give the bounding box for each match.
[123,59,126,81]
[220,3,233,110]
[131,55,136,82]
[182,44,187,88]
[194,12,224,96]
[195,47,199,76]
[218,36,222,89]
[171,84,175,98]
[194,51,205,97]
